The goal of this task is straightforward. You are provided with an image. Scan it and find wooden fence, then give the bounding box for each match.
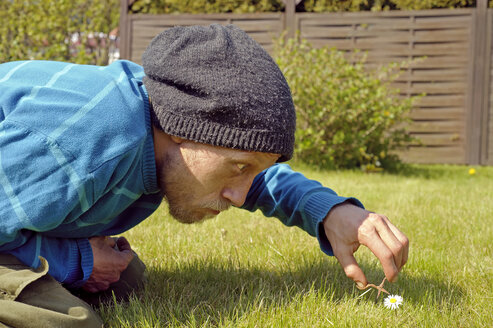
[119,0,493,165]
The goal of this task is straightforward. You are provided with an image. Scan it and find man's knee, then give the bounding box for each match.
[0,254,102,328]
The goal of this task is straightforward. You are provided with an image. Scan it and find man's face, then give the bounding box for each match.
[156,137,279,224]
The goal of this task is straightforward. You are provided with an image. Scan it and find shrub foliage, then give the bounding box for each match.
[0,0,119,64]
[302,0,476,12]
[275,38,419,170]
[129,0,284,14]
[128,0,482,14]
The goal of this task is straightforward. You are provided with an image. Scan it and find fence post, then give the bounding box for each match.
[481,6,492,165]
[467,0,489,165]
[119,0,130,60]
[284,0,296,40]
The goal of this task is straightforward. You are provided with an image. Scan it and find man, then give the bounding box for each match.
[0,24,408,327]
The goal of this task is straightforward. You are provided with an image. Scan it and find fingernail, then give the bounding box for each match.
[356,281,365,289]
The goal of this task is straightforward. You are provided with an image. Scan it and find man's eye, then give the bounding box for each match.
[236,163,248,171]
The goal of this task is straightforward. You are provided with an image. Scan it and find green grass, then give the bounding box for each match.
[98,164,493,327]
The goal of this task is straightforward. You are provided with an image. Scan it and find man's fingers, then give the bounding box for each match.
[104,236,116,248]
[115,237,134,265]
[83,280,110,293]
[83,285,98,293]
[370,215,405,272]
[360,225,399,282]
[116,236,132,252]
[334,249,368,288]
[384,219,409,269]
[120,249,134,265]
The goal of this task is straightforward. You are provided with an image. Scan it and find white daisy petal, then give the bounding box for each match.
[383,294,403,309]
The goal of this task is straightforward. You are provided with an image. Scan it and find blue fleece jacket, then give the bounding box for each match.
[0,60,363,288]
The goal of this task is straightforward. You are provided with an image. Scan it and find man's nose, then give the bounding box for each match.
[221,180,252,207]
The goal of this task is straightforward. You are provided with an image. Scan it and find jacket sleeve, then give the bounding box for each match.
[0,121,94,287]
[242,163,365,256]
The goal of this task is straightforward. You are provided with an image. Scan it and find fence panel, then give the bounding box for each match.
[295,9,474,164]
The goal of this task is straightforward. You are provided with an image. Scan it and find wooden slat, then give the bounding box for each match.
[132,17,283,32]
[397,146,466,164]
[336,45,469,56]
[366,54,467,64]
[327,42,468,55]
[130,12,282,21]
[390,81,466,94]
[132,33,275,48]
[305,39,469,53]
[229,20,283,32]
[409,120,464,133]
[409,133,463,146]
[299,21,471,33]
[395,68,468,82]
[409,108,464,120]
[297,9,472,23]
[301,27,469,41]
[302,32,469,43]
[133,18,229,27]
[363,60,467,70]
[415,95,465,107]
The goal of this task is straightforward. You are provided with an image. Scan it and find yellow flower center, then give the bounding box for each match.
[390,298,397,303]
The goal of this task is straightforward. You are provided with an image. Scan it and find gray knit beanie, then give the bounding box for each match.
[142,24,296,162]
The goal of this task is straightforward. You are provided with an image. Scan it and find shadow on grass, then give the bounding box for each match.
[102,258,465,326]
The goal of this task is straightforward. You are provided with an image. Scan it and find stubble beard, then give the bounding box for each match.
[157,153,231,224]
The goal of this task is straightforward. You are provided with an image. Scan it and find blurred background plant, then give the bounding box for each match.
[128,0,284,14]
[275,37,422,171]
[301,0,475,12]
[0,0,119,64]
[128,0,479,14]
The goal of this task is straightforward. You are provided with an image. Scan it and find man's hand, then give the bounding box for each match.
[323,203,409,288]
[83,236,134,293]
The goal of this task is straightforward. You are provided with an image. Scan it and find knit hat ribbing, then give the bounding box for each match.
[142,24,296,162]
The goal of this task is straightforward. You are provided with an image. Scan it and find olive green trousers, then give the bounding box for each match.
[0,253,147,328]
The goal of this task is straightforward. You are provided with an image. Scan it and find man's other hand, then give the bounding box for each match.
[323,203,409,288]
[83,236,134,293]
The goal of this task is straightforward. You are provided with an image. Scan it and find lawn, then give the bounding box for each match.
[98,164,492,327]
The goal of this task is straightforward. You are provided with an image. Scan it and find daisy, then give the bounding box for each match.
[384,294,403,309]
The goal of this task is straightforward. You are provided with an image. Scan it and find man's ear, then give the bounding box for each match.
[170,135,185,144]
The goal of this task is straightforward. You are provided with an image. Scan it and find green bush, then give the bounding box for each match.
[275,38,419,170]
[0,0,119,64]
[129,0,480,14]
[129,0,284,14]
[302,0,371,12]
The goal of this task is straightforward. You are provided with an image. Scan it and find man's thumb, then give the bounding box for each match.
[335,251,367,288]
